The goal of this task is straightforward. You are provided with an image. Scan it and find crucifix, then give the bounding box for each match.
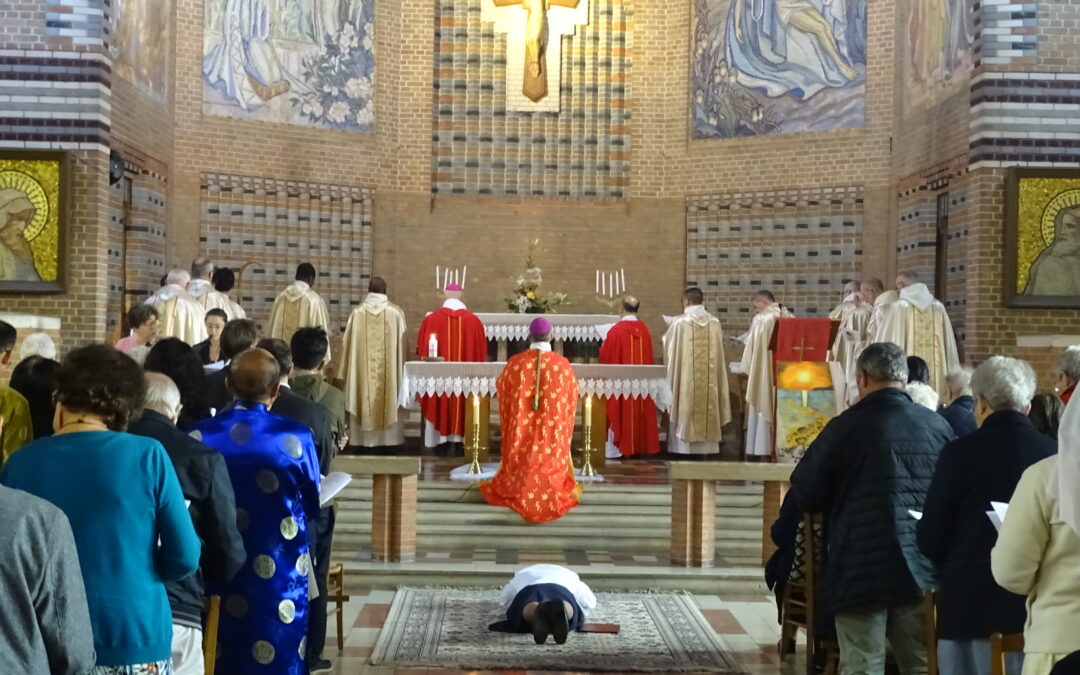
[483,0,590,112]
[791,337,815,360]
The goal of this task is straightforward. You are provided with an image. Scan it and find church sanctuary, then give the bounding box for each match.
[7,0,1080,674]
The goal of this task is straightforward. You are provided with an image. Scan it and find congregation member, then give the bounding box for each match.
[146,269,209,346]
[830,281,872,407]
[1055,346,1079,404]
[193,348,321,675]
[145,338,213,431]
[204,318,260,412]
[339,276,408,448]
[0,481,95,674]
[993,397,1080,674]
[1,344,200,673]
[17,331,56,361]
[662,287,730,456]
[211,266,247,319]
[416,281,487,453]
[129,373,247,675]
[193,307,228,366]
[291,326,347,447]
[481,318,580,523]
[187,257,234,315]
[741,289,794,458]
[906,355,940,411]
[489,564,597,645]
[1029,393,1064,441]
[268,262,332,359]
[600,294,660,457]
[876,271,961,399]
[791,342,954,673]
[9,354,59,439]
[114,304,160,354]
[918,356,1055,675]
[258,337,338,672]
[940,367,978,438]
[0,320,31,464]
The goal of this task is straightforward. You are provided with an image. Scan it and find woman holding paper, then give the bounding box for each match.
[918,356,1055,675]
[992,394,1080,674]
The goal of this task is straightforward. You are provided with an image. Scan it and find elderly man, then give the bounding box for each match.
[917,356,1054,675]
[192,349,320,675]
[146,269,208,345]
[1055,346,1080,405]
[940,367,977,438]
[187,257,234,315]
[791,342,954,674]
[129,373,246,675]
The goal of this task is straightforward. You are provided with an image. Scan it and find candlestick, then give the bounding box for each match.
[428,333,438,357]
[581,394,596,478]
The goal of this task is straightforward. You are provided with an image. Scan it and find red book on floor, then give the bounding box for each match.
[580,623,620,634]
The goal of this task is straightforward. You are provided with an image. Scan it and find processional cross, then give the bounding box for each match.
[484,0,590,112]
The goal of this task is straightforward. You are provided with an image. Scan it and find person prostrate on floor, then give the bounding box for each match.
[600,294,660,458]
[489,564,597,645]
[481,317,581,523]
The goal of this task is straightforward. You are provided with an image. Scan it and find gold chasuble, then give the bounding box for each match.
[146,285,209,346]
[876,283,960,400]
[268,281,332,360]
[339,293,407,447]
[481,346,582,523]
[663,304,732,454]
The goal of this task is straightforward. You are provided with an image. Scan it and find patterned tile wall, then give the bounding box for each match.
[198,174,375,338]
[685,187,863,333]
[432,0,631,200]
[975,1,1037,66]
[970,72,1080,169]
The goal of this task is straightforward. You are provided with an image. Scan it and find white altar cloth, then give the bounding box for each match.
[400,361,672,411]
[473,313,620,342]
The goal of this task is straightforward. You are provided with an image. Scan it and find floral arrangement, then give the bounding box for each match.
[292,21,375,132]
[690,0,781,139]
[506,239,569,314]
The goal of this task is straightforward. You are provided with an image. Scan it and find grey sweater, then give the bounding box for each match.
[0,485,96,674]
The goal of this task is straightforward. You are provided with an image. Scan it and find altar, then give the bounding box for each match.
[474,313,621,361]
[400,360,672,468]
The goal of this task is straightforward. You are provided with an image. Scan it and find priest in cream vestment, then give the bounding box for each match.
[186,257,237,317]
[876,272,961,400]
[662,288,731,454]
[268,263,332,360]
[338,277,407,447]
[741,290,795,457]
[144,269,208,345]
[830,287,873,406]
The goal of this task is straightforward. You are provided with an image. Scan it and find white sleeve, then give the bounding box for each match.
[573,581,597,616]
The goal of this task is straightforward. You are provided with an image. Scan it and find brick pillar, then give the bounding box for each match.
[762,480,789,565]
[370,474,418,563]
[670,478,717,567]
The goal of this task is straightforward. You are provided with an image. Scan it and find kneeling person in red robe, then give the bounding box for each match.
[599,295,660,458]
[481,318,582,523]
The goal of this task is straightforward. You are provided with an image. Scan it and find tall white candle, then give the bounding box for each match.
[444,268,449,289]
[621,268,626,293]
[609,273,614,297]
[428,333,439,357]
[462,265,467,287]
[436,265,440,289]
[595,270,599,294]
[601,273,606,296]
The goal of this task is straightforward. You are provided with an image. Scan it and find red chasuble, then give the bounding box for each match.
[480,349,582,523]
[599,320,660,456]
[417,307,488,437]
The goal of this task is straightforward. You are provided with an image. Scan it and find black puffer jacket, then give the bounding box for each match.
[791,387,954,612]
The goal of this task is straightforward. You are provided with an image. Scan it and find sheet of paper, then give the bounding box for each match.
[594,323,615,341]
[987,510,1003,532]
[988,501,1009,531]
[908,510,923,520]
[320,471,353,507]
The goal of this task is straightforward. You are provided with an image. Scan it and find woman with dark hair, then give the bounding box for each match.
[193,308,229,365]
[906,356,940,411]
[9,355,60,440]
[212,266,247,320]
[145,338,212,429]
[0,344,200,673]
[114,304,159,354]
[1030,393,1064,440]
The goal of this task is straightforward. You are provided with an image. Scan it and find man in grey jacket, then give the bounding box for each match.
[0,483,96,673]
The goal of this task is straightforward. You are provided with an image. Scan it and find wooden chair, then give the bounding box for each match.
[327,563,351,651]
[990,632,1024,675]
[202,595,221,675]
[778,513,839,675]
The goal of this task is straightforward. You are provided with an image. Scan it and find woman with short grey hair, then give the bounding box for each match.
[941,367,977,437]
[918,355,1056,675]
[1055,347,1080,405]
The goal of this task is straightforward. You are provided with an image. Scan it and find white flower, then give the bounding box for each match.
[362,33,373,51]
[323,84,339,96]
[302,96,324,119]
[355,103,374,127]
[337,24,359,51]
[345,76,372,100]
[327,100,349,124]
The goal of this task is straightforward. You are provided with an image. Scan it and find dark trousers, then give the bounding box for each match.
[306,506,336,664]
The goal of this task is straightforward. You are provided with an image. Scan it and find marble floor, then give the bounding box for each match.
[320,588,806,674]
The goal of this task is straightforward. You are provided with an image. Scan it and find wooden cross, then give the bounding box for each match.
[791,337,814,360]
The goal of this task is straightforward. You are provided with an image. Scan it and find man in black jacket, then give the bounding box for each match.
[204,319,259,412]
[791,342,954,674]
[918,356,1054,675]
[129,372,246,675]
[257,338,338,674]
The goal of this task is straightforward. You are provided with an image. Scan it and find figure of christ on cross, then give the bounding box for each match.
[492,0,583,102]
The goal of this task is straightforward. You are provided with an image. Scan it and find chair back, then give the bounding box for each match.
[990,632,1024,675]
[203,595,222,675]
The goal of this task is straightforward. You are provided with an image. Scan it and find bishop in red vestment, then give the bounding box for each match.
[481,318,582,523]
[416,284,488,447]
[599,297,660,457]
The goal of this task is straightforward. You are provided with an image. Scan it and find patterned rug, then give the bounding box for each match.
[370,587,747,672]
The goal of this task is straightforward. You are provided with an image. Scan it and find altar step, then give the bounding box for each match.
[331,477,769,594]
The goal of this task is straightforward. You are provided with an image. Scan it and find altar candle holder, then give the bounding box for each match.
[467,393,484,475]
[580,395,597,478]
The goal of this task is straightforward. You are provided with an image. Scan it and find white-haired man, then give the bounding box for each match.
[1055,346,1080,405]
[876,270,961,401]
[146,269,208,345]
[17,332,56,361]
[940,367,976,438]
[918,356,1055,675]
[186,257,235,317]
[128,373,245,675]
